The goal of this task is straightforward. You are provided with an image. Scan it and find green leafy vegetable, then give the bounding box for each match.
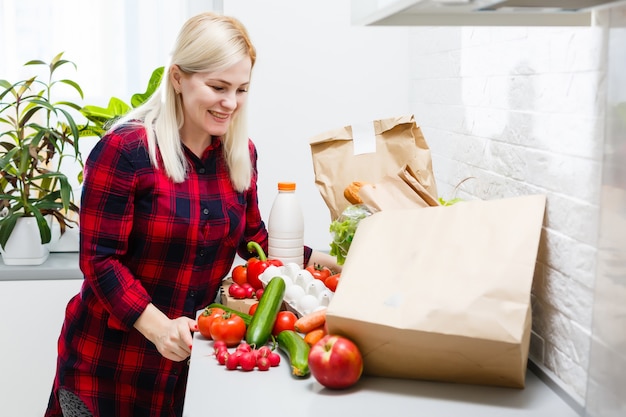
[437,197,463,206]
[329,204,373,265]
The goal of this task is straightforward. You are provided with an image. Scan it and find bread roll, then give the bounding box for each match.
[344,181,366,204]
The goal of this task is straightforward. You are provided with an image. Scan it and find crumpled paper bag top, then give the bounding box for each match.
[309,115,438,220]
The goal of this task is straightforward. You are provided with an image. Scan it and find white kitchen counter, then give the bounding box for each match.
[0,254,584,416]
[183,331,582,417]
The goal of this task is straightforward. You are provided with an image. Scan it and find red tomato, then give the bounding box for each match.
[197,307,225,339]
[271,311,298,336]
[248,302,259,316]
[324,273,341,292]
[210,313,246,347]
[268,259,283,267]
[232,264,248,286]
[306,263,332,281]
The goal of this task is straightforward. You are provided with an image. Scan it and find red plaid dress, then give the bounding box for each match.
[45,124,311,417]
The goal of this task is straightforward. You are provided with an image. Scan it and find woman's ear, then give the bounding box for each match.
[170,64,182,93]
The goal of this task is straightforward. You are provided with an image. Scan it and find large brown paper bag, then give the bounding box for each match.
[325,194,547,388]
[309,115,437,220]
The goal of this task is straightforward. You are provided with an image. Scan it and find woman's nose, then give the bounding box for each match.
[221,91,237,110]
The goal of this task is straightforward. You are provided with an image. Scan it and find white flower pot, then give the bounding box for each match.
[49,221,80,253]
[0,217,50,265]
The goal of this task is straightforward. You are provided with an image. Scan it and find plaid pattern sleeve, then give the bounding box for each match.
[45,125,268,417]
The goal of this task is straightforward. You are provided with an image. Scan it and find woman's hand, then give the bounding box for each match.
[134,303,198,362]
[308,250,342,274]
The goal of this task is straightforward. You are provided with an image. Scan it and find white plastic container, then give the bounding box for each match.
[268,182,304,268]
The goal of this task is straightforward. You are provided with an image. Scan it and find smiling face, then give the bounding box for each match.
[171,57,252,146]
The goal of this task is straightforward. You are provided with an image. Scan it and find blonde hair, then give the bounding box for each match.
[113,12,257,192]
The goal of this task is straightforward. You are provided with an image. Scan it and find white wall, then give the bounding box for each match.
[0,0,219,104]
[585,6,626,417]
[223,0,410,250]
[403,8,623,407]
[0,0,410,252]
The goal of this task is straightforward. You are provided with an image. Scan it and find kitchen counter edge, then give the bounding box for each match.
[0,252,83,280]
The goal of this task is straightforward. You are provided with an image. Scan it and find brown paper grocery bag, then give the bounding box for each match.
[309,115,437,220]
[325,194,546,388]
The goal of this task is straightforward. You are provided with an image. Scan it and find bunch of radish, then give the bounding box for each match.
[213,340,281,372]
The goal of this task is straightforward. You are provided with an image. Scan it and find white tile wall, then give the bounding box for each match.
[585,5,626,417]
[406,18,611,403]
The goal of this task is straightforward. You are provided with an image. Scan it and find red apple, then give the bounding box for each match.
[308,335,363,389]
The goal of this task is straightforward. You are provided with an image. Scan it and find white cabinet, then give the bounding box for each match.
[351,0,623,26]
[0,279,82,417]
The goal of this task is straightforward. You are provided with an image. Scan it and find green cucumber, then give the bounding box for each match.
[245,276,286,347]
[205,303,253,327]
[277,330,310,377]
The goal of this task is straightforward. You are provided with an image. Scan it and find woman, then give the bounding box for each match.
[46,12,338,417]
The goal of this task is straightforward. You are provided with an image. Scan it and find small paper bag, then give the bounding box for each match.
[325,194,547,388]
[309,115,437,220]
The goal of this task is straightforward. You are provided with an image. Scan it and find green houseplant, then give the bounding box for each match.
[0,53,86,264]
[0,52,163,265]
[80,66,163,136]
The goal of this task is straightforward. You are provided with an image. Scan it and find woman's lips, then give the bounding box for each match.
[209,110,229,119]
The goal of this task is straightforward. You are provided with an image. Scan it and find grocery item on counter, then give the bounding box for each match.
[245,276,287,347]
[329,204,373,265]
[277,330,311,377]
[268,182,304,267]
[246,241,283,290]
[343,181,367,204]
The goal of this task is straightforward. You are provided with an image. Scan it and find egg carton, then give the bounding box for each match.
[258,263,333,318]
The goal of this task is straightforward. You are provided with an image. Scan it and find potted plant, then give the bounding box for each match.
[0,53,86,265]
[80,66,163,135]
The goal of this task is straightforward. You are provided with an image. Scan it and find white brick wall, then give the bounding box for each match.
[585,6,626,417]
[407,23,607,401]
